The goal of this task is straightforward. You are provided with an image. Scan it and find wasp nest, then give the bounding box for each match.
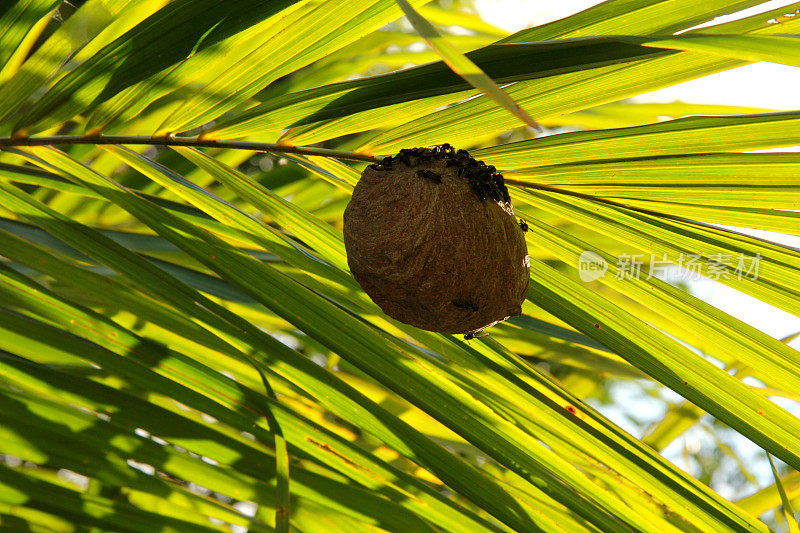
[343,144,530,335]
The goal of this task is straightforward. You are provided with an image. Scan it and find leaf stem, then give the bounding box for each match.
[0,135,380,163]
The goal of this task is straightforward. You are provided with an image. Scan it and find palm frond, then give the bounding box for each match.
[1,1,798,531]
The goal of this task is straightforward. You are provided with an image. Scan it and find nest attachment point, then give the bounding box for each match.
[343,144,530,335]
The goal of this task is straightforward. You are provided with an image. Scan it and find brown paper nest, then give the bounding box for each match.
[343,144,530,335]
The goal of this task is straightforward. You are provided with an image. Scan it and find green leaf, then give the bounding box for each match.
[768,454,800,533]
[0,0,59,83]
[502,0,770,40]
[207,37,669,140]
[525,254,800,470]
[396,0,540,130]
[0,162,508,532]
[738,471,800,518]
[358,8,800,152]
[0,461,223,532]
[11,0,298,134]
[0,0,168,131]
[477,112,800,167]
[637,33,800,67]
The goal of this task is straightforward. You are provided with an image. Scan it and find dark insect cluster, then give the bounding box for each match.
[368,143,510,207]
[519,218,528,232]
[367,146,442,171]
